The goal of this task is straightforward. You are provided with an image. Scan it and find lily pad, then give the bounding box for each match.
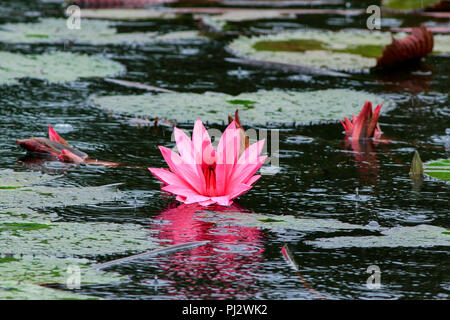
[0,185,125,210]
[196,211,370,233]
[79,8,179,20]
[0,51,125,85]
[0,18,205,45]
[201,10,291,32]
[424,158,450,182]
[228,30,450,72]
[0,170,160,298]
[305,224,450,248]
[90,89,389,125]
[382,0,442,10]
[0,219,158,257]
[0,281,97,300]
[0,170,58,187]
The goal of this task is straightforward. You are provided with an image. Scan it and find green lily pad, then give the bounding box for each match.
[305,225,450,248]
[196,211,370,233]
[0,219,158,257]
[228,30,450,72]
[201,10,291,32]
[424,158,450,182]
[79,8,179,20]
[0,185,125,210]
[0,281,97,300]
[0,170,59,187]
[382,0,442,10]
[90,89,389,125]
[0,51,125,85]
[0,170,160,298]
[0,18,205,45]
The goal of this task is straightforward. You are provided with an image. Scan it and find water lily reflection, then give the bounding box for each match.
[150,202,265,298]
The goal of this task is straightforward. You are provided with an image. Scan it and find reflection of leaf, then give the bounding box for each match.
[376,26,434,68]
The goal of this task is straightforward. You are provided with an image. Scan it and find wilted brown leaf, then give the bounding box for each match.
[376,25,434,68]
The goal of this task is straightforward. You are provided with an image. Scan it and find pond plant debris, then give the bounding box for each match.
[17,126,119,166]
[149,118,266,206]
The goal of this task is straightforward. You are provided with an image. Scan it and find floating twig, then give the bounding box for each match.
[281,244,328,299]
[92,241,210,271]
[105,78,176,93]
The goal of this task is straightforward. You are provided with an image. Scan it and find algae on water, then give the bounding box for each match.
[90,89,390,125]
[0,51,125,85]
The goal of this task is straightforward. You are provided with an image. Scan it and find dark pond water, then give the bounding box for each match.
[0,0,449,299]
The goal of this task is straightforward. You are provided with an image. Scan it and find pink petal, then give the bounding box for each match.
[162,184,201,198]
[148,168,191,189]
[192,119,215,166]
[246,174,261,186]
[198,199,216,206]
[228,183,253,200]
[211,195,232,206]
[215,121,241,195]
[159,146,204,194]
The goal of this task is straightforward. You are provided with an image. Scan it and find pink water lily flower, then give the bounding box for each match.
[149,119,266,206]
[340,101,383,140]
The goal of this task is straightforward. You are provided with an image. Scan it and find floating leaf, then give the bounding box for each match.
[0,52,125,85]
[0,18,205,45]
[0,218,158,257]
[382,0,443,10]
[228,30,450,72]
[306,224,450,248]
[201,10,291,32]
[377,26,434,68]
[196,211,369,233]
[0,170,58,188]
[0,185,124,210]
[424,158,450,182]
[90,89,389,125]
[78,8,179,20]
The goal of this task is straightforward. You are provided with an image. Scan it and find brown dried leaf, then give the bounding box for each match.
[376,25,434,68]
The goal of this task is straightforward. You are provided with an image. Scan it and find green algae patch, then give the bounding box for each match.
[306,225,450,248]
[0,222,51,233]
[424,158,450,183]
[0,18,205,45]
[0,51,125,85]
[90,89,389,125]
[228,30,450,72]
